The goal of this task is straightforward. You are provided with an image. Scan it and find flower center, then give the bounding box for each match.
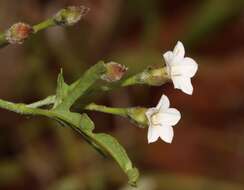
[151,112,162,126]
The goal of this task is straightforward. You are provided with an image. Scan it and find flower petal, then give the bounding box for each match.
[163,51,173,63]
[147,125,160,143]
[172,76,193,95]
[156,108,181,126]
[172,76,181,89]
[157,125,174,143]
[180,57,198,77]
[169,57,198,78]
[179,77,193,95]
[173,41,185,60]
[156,94,170,110]
[145,108,156,118]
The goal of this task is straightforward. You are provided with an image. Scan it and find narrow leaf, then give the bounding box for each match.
[53,69,70,108]
[48,62,139,185]
[56,61,106,110]
[93,133,139,186]
[74,113,139,186]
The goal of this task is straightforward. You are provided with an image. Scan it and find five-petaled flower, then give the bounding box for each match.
[163,41,198,95]
[146,94,181,144]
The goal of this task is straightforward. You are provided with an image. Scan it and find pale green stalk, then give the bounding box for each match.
[85,103,128,117]
[24,66,169,109]
[0,6,87,48]
[0,18,55,48]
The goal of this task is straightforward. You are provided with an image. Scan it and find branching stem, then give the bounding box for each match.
[0,5,88,48]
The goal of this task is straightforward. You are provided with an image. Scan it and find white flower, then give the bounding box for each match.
[163,41,198,95]
[146,94,181,144]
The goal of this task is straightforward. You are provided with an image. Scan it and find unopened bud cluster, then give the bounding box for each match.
[54,5,90,26]
[5,22,33,44]
[102,62,128,82]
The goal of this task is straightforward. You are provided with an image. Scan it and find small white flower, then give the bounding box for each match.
[163,41,198,95]
[146,94,181,144]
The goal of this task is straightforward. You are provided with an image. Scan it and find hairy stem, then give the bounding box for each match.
[0,33,7,47]
[0,98,81,127]
[32,18,56,33]
[84,102,148,127]
[0,5,88,48]
[26,66,169,109]
[27,95,56,108]
[85,103,127,117]
[0,99,51,117]
[55,62,107,110]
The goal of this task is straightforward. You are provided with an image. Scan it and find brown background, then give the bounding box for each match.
[0,0,244,189]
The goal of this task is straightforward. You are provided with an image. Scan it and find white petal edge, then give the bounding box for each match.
[172,76,193,95]
[179,77,193,95]
[180,57,198,77]
[157,125,174,143]
[163,51,173,63]
[147,125,160,143]
[173,41,185,60]
[156,94,170,110]
[172,76,181,89]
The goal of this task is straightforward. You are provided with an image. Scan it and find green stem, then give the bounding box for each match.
[0,5,86,48]
[85,103,128,117]
[33,18,56,33]
[85,103,148,127]
[0,98,81,127]
[56,62,106,110]
[121,75,139,87]
[27,95,56,108]
[27,66,169,109]
[0,98,51,117]
[0,33,8,48]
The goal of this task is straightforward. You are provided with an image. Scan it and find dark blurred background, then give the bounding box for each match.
[1,0,244,189]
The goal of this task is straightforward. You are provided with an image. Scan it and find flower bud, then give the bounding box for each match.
[5,22,33,44]
[139,67,170,86]
[127,107,148,128]
[54,5,90,26]
[102,62,128,82]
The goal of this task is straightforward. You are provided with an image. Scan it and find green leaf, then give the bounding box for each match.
[93,133,139,186]
[80,114,139,186]
[53,69,70,109]
[74,113,139,186]
[53,111,108,156]
[55,61,106,110]
[0,61,140,186]
[79,113,95,131]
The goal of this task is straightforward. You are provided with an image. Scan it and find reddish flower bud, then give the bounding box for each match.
[5,22,33,44]
[102,62,128,82]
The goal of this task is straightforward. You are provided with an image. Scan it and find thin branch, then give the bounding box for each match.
[0,98,51,117]
[27,95,56,108]
[0,5,89,49]
[26,66,169,109]
[85,103,128,117]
